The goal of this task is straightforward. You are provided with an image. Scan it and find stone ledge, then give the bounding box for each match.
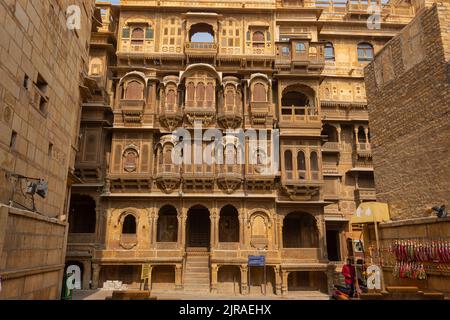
[0,204,66,227]
[0,263,65,280]
[380,216,450,228]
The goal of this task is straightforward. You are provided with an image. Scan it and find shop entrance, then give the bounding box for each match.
[326,230,341,261]
[186,205,210,249]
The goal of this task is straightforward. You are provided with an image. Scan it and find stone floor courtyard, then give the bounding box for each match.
[72,289,330,300]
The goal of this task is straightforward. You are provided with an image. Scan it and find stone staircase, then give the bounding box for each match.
[183,248,211,292]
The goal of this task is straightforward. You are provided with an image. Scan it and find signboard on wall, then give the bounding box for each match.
[248,255,266,267]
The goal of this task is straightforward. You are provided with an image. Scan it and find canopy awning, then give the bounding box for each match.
[351,202,390,224]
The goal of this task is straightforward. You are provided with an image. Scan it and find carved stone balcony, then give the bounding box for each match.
[322,141,341,153]
[217,110,243,129]
[280,107,321,129]
[282,170,323,200]
[355,187,376,202]
[184,106,216,126]
[120,99,145,125]
[245,164,276,192]
[356,142,372,158]
[346,0,372,16]
[291,43,325,72]
[185,42,218,58]
[159,108,183,131]
[155,164,181,194]
[216,164,243,194]
[74,164,102,181]
[107,173,152,193]
[250,101,272,125]
[182,164,215,191]
[322,163,339,175]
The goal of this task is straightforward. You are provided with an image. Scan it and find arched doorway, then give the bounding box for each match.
[186,205,211,249]
[219,205,239,243]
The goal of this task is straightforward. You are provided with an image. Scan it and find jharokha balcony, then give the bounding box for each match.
[185,42,218,57]
[184,104,216,126]
[282,169,323,200]
[322,141,341,153]
[159,107,183,131]
[280,106,321,126]
[155,164,181,194]
[182,163,215,191]
[250,101,272,125]
[120,99,145,124]
[217,109,243,129]
[356,142,372,158]
[216,164,243,194]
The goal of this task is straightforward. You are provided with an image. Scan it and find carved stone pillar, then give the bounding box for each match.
[281,269,289,296]
[336,124,342,144]
[316,215,328,261]
[210,212,217,249]
[152,210,158,248]
[278,215,285,250]
[364,127,369,144]
[239,215,245,249]
[240,265,249,295]
[92,264,101,290]
[354,126,359,144]
[211,263,218,293]
[175,264,183,290]
[274,265,282,295]
[178,213,185,249]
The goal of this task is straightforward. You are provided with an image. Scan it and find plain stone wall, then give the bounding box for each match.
[0,0,95,300]
[0,0,95,216]
[0,205,67,299]
[364,2,450,220]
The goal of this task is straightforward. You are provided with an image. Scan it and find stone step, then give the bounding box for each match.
[186,255,209,261]
[183,285,211,291]
[186,262,209,267]
[185,268,210,273]
[184,279,209,286]
[184,273,209,281]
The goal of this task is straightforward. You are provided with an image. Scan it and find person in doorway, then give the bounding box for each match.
[342,258,356,298]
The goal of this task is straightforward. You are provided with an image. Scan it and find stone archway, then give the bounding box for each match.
[186,205,211,249]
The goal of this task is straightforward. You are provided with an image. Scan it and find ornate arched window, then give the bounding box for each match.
[131,27,144,45]
[166,89,176,111]
[186,82,195,102]
[310,151,319,180]
[225,89,235,111]
[252,31,265,48]
[357,43,374,62]
[124,80,143,100]
[250,214,269,249]
[297,151,306,180]
[206,83,214,102]
[123,148,138,172]
[157,205,178,242]
[285,150,293,179]
[324,42,335,61]
[219,205,239,243]
[89,57,103,76]
[296,42,306,53]
[122,215,136,234]
[253,83,267,102]
[196,82,205,102]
